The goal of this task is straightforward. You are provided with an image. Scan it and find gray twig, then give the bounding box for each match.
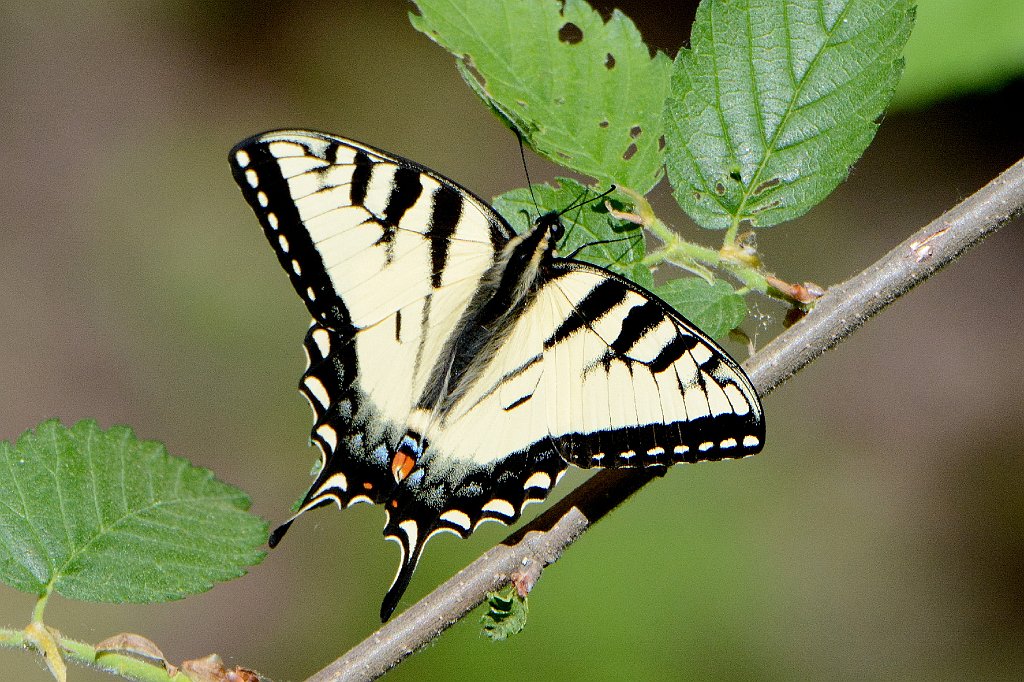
[306,156,1024,682]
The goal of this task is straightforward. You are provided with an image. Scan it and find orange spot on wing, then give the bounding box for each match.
[391,450,416,483]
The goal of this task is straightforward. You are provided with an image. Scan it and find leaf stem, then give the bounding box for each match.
[612,184,783,298]
[0,626,184,682]
[33,586,52,624]
[723,216,741,249]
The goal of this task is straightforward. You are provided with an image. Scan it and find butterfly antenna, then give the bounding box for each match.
[558,186,627,260]
[564,235,632,261]
[515,129,541,216]
[556,184,617,218]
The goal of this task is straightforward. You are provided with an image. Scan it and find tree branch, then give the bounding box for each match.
[306,156,1024,682]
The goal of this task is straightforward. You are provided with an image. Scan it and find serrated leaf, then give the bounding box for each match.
[492,178,653,289]
[410,0,671,193]
[481,586,529,641]
[664,0,915,229]
[0,420,266,603]
[654,278,747,341]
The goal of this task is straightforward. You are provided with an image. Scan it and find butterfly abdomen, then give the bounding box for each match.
[416,217,560,417]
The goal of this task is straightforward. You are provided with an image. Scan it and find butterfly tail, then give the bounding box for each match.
[268,518,295,548]
[380,513,432,622]
[267,489,341,549]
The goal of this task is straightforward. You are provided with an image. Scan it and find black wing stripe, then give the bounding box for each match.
[428,184,463,288]
[349,150,373,206]
[610,301,663,356]
[384,166,424,227]
[376,166,423,261]
[648,333,699,373]
[325,139,342,165]
[545,278,626,347]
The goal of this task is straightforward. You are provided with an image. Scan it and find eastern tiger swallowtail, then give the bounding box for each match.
[229,130,765,621]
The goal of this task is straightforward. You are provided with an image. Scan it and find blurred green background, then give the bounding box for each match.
[3,1,1024,680]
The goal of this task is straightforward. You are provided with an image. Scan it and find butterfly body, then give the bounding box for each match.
[230,130,765,620]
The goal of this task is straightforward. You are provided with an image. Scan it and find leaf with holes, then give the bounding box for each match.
[0,420,266,602]
[493,178,652,289]
[654,278,747,341]
[410,0,671,194]
[664,0,915,229]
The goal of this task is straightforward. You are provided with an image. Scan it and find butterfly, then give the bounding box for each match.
[229,130,765,621]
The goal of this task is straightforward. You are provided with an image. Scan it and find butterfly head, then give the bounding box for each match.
[531,185,619,259]
[534,211,565,256]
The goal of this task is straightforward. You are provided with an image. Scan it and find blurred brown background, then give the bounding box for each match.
[2,1,1023,680]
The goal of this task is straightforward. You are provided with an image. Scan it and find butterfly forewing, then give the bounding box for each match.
[538,264,764,467]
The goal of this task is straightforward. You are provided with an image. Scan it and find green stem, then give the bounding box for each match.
[723,215,742,248]
[640,215,721,271]
[1,627,184,681]
[32,586,51,623]
[642,212,679,246]
[720,259,769,292]
[618,185,777,299]
[0,627,23,647]
[656,238,721,267]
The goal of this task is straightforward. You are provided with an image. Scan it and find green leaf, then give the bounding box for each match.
[0,420,266,603]
[481,586,529,641]
[410,0,671,193]
[654,278,747,341]
[492,178,653,289]
[664,0,915,230]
